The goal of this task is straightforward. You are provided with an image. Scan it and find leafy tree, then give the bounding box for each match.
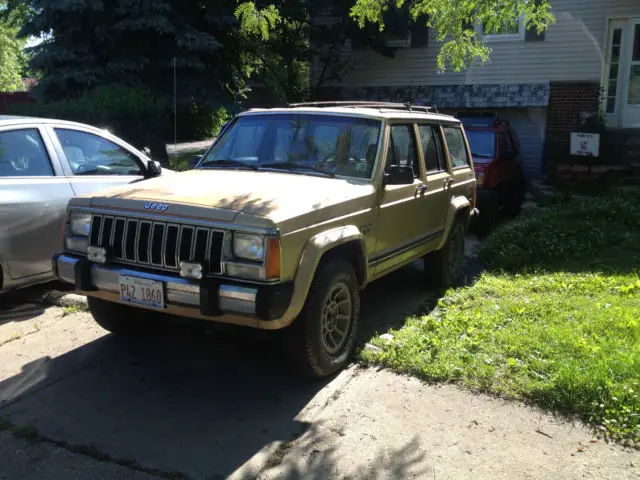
[236,0,392,103]
[0,0,28,91]
[4,0,259,162]
[10,0,253,105]
[350,0,555,71]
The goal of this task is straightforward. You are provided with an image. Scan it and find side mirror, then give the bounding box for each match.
[384,165,415,186]
[146,160,162,178]
[188,154,203,169]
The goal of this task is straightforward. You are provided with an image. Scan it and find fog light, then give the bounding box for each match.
[180,261,203,280]
[65,236,88,253]
[87,246,107,264]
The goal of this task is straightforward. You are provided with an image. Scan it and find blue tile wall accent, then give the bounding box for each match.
[339,83,550,108]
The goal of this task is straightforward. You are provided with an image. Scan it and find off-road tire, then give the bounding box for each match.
[88,297,156,335]
[424,218,466,289]
[284,260,360,379]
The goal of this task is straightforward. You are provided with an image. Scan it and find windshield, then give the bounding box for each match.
[200,114,382,179]
[465,130,496,158]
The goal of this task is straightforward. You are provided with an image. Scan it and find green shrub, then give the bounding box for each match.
[362,191,640,445]
[478,190,640,273]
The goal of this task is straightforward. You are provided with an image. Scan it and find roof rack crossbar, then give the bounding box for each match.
[287,100,436,113]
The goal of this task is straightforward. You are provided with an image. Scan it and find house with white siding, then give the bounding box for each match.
[314,0,640,178]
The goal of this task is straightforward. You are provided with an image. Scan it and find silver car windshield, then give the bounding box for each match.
[200,114,382,180]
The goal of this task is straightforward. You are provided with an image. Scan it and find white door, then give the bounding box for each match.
[603,20,627,128]
[622,19,640,128]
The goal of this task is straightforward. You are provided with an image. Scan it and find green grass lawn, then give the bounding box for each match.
[362,190,640,445]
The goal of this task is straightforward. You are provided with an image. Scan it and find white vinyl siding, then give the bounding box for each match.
[321,0,640,88]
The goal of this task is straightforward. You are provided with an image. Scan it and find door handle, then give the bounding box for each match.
[444,178,455,187]
[416,184,428,195]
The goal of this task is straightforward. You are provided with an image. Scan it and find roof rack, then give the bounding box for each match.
[287,101,438,114]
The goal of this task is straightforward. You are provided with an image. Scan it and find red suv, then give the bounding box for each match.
[459,116,526,233]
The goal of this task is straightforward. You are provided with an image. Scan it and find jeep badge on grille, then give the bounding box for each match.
[144,202,169,212]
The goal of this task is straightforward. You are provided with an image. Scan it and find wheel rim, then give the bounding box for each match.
[320,282,353,356]
[448,227,464,279]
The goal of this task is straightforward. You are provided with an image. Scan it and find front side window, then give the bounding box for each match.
[443,126,470,169]
[55,129,143,176]
[202,114,382,179]
[0,128,53,177]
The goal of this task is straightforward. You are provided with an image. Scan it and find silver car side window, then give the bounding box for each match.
[0,128,54,177]
[54,129,143,176]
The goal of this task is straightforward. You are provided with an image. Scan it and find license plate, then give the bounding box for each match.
[119,275,165,310]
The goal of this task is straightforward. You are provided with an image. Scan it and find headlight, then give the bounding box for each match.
[233,233,265,261]
[69,212,92,237]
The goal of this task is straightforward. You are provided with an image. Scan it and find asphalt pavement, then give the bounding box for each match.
[0,239,637,480]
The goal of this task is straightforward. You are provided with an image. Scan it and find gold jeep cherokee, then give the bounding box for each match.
[53,101,477,378]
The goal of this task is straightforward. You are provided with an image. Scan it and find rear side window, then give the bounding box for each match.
[387,125,419,178]
[443,126,470,169]
[0,128,53,177]
[417,125,444,172]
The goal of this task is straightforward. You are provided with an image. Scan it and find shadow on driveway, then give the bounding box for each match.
[0,281,75,325]
[0,261,477,478]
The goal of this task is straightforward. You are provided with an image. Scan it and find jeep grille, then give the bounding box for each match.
[88,215,224,275]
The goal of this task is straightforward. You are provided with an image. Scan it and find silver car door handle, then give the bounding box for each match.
[416,185,428,195]
[444,178,454,187]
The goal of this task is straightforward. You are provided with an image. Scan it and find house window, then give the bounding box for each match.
[605,28,624,113]
[478,14,525,42]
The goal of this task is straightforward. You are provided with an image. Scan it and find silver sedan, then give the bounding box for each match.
[0,115,169,294]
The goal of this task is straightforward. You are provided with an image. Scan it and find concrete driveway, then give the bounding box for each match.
[0,247,637,479]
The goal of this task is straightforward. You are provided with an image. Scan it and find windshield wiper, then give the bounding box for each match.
[198,159,258,171]
[472,153,494,158]
[260,162,335,178]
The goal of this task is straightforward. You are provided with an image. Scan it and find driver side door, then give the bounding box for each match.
[45,126,148,197]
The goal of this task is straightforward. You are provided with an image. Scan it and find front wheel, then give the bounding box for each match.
[424,219,466,289]
[284,260,360,378]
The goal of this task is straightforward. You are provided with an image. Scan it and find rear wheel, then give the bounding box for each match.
[284,260,360,378]
[88,297,157,335]
[425,219,466,289]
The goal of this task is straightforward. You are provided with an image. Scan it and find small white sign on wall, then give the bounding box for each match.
[570,132,600,157]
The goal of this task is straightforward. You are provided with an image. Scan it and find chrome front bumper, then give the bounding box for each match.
[53,254,293,327]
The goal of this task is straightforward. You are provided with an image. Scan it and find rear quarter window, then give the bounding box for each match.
[443,126,470,169]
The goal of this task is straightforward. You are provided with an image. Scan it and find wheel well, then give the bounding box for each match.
[318,241,366,288]
[455,206,472,232]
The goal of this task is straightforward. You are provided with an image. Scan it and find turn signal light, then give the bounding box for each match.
[265,237,281,280]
